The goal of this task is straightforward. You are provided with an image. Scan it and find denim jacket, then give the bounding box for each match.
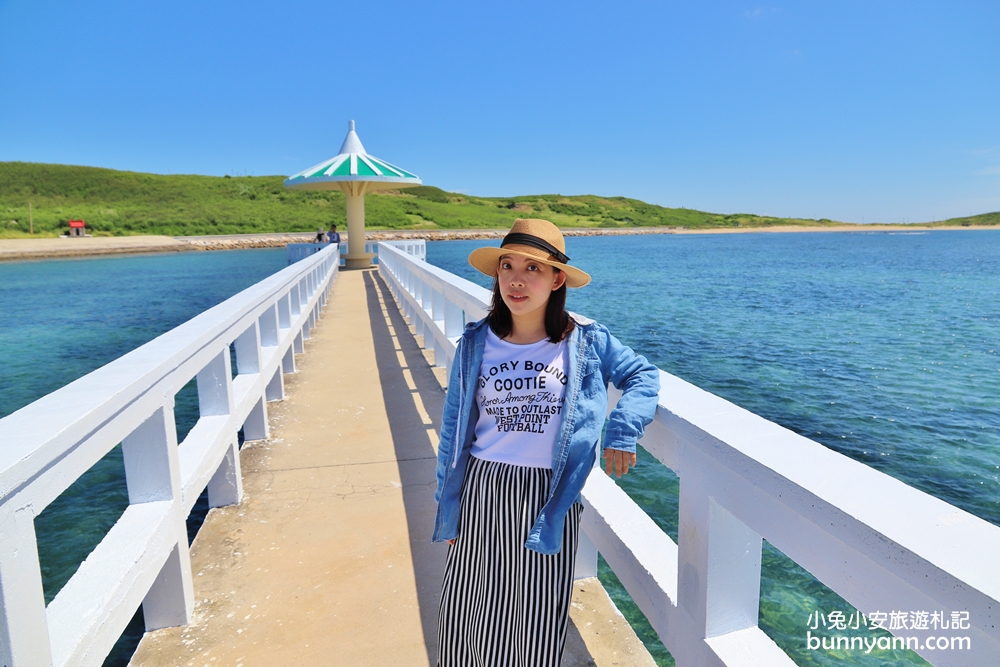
[432,313,660,555]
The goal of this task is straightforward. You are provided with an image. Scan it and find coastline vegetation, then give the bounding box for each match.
[2,161,997,238]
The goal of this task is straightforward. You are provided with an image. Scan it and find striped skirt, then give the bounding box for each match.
[437,456,583,667]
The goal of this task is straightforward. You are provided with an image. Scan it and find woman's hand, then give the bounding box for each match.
[447,539,455,545]
[604,448,637,477]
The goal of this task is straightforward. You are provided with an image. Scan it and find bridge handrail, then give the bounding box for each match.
[288,239,426,266]
[377,241,1000,667]
[0,245,340,667]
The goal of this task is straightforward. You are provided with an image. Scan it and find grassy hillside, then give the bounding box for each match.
[1,162,996,237]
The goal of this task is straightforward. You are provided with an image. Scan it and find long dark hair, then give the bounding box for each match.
[488,270,574,343]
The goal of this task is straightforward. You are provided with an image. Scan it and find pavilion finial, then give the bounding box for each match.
[338,121,365,155]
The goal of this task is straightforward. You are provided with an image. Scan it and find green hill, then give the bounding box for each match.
[0,162,996,237]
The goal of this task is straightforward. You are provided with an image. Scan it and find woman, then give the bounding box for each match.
[433,218,660,666]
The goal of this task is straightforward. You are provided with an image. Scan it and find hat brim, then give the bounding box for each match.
[468,244,591,288]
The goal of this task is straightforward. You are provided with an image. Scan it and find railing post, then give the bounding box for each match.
[234,322,261,375]
[432,289,446,367]
[207,437,243,508]
[404,268,415,324]
[266,367,285,401]
[278,292,292,328]
[415,278,428,340]
[259,305,279,349]
[0,503,52,667]
[243,397,269,442]
[574,529,599,580]
[197,349,234,418]
[443,298,463,377]
[259,306,281,391]
[677,471,763,647]
[283,347,297,373]
[143,542,193,628]
[121,402,194,630]
[233,321,268,441]
[409,272,421,334]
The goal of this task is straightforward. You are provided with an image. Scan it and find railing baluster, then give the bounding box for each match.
[207,437,243,508]
[121,403,194,630]
[259,305,279,349]
[243,397,269,442]
[677,481,762,641]
[282,347,297,374]
[432,288,446,367]
[573,530,599,580]
[443,297,464,377]
[234,322,261,375]
[0,505,51,667]
[197,350,234,417]
[289,285,301,316]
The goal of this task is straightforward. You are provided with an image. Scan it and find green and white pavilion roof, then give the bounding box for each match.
[284,120,421,192]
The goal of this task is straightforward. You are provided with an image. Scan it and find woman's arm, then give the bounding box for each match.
[597,325,661,472]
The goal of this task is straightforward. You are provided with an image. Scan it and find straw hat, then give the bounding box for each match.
[469,219,591,288]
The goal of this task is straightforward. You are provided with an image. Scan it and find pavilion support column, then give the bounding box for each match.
[342,182,374,269]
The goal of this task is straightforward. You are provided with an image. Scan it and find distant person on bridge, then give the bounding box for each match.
[326,224,340,245]
[433,218,660,667]
[314,227,325,243]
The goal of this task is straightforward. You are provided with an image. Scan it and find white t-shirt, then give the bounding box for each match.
[471,328,569,469]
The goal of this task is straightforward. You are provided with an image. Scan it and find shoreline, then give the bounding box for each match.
[1,225,996,261]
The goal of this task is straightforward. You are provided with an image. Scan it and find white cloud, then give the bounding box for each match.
[744,6,779,19]
[969,146,1000,156]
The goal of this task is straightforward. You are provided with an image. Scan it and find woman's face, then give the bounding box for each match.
[497,254,566,320]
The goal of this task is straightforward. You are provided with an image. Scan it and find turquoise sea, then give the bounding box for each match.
[1,231,998,666]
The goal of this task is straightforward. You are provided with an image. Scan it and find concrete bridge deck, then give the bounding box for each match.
[130,268,655,667]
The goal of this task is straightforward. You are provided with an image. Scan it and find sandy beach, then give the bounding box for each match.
[0,235,195,262]
[1,225,996,261]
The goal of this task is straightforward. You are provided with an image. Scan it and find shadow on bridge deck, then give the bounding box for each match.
[130,268,653,666]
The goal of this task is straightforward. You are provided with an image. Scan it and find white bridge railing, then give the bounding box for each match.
[0,244,340,667]
[288,239,427,265]
[377,241,1000,667]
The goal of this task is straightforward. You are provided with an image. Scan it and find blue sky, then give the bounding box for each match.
[1,1,997,222]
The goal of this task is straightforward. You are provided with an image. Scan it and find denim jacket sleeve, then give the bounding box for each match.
[596,325,661,453]
[434,337,465,503]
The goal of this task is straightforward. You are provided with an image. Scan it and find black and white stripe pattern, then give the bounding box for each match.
[437,456,583,667]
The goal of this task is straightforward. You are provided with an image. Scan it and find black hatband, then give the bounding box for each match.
[500,233,570,264]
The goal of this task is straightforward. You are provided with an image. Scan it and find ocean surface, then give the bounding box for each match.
[1,231,997,666]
